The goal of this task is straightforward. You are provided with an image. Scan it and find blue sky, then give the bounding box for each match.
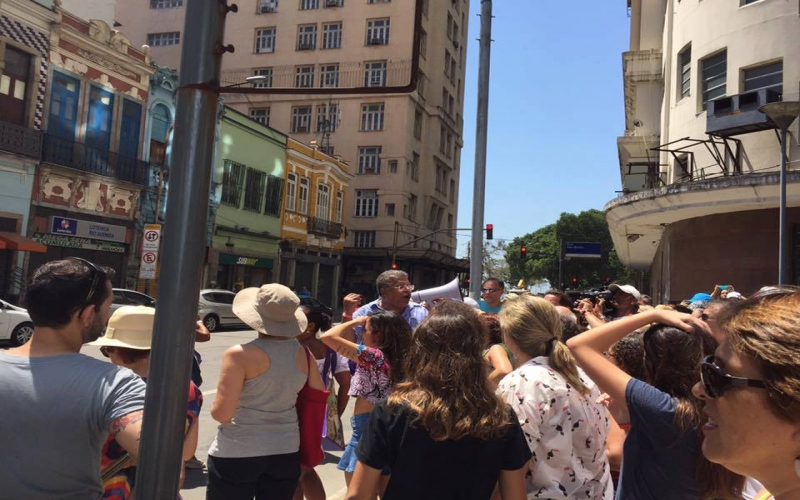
[455,2,631,256]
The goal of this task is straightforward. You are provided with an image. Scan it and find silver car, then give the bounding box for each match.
[111,288,156,313]
[198,289,245,332]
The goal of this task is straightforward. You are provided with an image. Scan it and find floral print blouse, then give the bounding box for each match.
[497,356,613,499]
[348,345,392,405]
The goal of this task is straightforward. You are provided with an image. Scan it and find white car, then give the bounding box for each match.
[0,299,34,346]
[198,289,246,332]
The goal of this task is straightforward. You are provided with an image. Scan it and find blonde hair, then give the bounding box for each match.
[499,295,590,395]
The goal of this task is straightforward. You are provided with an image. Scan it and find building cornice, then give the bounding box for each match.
[0,0,56,33]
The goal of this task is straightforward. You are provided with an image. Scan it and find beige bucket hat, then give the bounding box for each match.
[88,305,155,350]
[232,283,307,338]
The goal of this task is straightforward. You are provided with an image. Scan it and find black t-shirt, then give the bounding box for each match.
[356,400,532,500]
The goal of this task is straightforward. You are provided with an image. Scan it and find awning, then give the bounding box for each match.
[0,232,47,253]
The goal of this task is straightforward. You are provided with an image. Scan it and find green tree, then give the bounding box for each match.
[505,210,637,289]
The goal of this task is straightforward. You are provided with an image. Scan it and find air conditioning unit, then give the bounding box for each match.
[298,43,314,50]
[706,88,782,137]
[325,0,342,6]
[368,37,386,46]
[260,2,276,13]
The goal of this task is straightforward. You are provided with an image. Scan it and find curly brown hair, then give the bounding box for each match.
[388,300,510,441]
[367,311,413,384]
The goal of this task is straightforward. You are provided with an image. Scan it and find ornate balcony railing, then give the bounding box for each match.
[307,216,343,239]
[0,120,42,158]
[42,134,148,185]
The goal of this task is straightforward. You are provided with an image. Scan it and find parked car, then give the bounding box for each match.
[198,289,245,332]
[0,299,33,346]
[298,296,334,318]
[111,289,156,312]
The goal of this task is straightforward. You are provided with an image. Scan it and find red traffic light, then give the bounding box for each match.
[486,224,493,240]
[391,262,398,270]
[520,245,527,258]
[572,277,578,286]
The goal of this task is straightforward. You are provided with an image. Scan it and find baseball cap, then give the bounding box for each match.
[608,284,641,300]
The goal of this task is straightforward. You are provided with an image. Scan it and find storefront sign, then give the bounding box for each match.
[49,216,127,243]
[219,253,274,269]
[32,233,126,253]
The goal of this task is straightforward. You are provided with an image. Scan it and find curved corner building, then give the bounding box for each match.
[607,0,800,301]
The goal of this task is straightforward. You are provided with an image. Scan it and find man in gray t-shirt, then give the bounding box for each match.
[0,259,146,499]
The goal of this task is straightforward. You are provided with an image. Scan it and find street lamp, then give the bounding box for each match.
[221,75,268,89]
[759,101,800,286]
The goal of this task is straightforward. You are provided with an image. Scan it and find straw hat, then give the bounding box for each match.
[88,306,155,350]
[232,284,307,338]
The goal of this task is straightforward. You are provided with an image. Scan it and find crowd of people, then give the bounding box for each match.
[1,259,799,500]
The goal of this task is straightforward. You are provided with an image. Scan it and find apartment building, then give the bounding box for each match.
[111,0,470,296]
[608,0,800,301]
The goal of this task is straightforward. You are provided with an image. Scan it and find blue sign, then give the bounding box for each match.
[51,216,78,236]
[564,242,602,259]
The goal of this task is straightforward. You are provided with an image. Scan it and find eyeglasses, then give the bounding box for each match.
[69,257,103,306]
[99,346,118,357]
[481,288,499,294]
[388,283,415,291]
[700,355,767,398]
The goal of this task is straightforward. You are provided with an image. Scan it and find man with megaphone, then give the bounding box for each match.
[341,270,429,344]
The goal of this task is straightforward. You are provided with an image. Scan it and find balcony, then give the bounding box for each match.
[0,120,42,158]
[307,216,343,239]
[42,134,148,185]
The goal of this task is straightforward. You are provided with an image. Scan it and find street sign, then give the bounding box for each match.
[564,242,602,259]
[142,224,162,252]
[139,262,157,279]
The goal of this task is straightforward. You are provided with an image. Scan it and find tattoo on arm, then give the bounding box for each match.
[110,411,144,437]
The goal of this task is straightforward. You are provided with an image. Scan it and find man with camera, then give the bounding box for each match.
[577,283,640,328]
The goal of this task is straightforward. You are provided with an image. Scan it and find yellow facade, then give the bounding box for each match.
[279,139,353,307]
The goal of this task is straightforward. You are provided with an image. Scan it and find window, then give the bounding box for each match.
[119,100,142,160]
[317,102,338,133]
[446,132,453,158]
[447,13,453,40]
[252,68,273,88]
[418,70,427,99]
[221,160,245,207]
[439,126,446,154]
[355,189,378,217]
[366,18,390,45]
[410,152,420,181]
[435,164,446,193]
[257,0,278,13]
[298,177,310,214]
[0,46,32,126]
[317,183,330,218]
[295,66,315,87]
[389,160,397,173]
[419,29,427,59]
[678,45,691,100]
[427,202,444,230]
[354,231,376,248]
[298,25,317,50]
[325,0,343,6]
[701,50,726,109]
[244,167,266,212]
[368,0,391,3]
[408,194,417,221]
[323,22,342,49]
[320,64,339,88]
[449,179,456,202]
[414,108,423,139]
[255,28,276,53]
[86,87,114,150]
[360,103,385,131]
[264,174,283,217]
[147,32,180,46]
[358,146,381,174]
[151,0,182,8]
[48,72,80,140]
[447,213,454,229]
[741,0,762,4]
[301,0,319,9]
[335,190,343,223]
[444,50,451,78]
[286,172,297,211]
[291,106,312,133]
[250,108,270,125]
[364,61,387,87]
[743,61,782,94]
[386,203,395,216]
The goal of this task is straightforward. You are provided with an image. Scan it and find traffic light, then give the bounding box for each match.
[520,246,527,259]
[391,262,398,270]
[486,224,493,240]
[572,277,578,288]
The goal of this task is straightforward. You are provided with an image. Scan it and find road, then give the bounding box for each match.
[78,328,353,500]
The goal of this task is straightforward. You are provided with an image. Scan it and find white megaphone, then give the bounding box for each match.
[410,278,463,304]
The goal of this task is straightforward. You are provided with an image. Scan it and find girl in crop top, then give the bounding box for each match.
[320,311,413,493]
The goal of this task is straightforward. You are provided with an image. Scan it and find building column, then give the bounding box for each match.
[311,261,320,297]
[331,258,341,311]
[287,259,297,288]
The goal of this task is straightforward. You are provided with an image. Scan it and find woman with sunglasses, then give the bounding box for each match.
[692,289,800,500]
[566,308,743,499]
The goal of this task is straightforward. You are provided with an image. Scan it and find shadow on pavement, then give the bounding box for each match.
[182,468,208,490]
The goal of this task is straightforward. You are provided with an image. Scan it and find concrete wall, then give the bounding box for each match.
[651,207,800,302]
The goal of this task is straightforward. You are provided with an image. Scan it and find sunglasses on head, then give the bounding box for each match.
[69,257,103,307]
[700,355,767,398]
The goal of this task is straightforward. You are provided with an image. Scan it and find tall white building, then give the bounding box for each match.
[608,0,800,300]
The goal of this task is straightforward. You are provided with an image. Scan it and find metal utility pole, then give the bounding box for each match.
[469,0,493,300]
[132,0,229,497]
